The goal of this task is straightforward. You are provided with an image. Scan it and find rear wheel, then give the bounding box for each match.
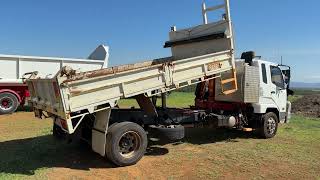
[0,92,19,115]
[260,112,278,139]
[105,122,147,166]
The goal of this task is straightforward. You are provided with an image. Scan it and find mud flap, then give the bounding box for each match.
[92,108,111,156]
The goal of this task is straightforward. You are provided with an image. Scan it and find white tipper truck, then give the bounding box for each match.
[27,0,293,166]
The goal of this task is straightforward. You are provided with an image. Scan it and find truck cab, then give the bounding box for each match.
[195,53,292,139]
[252,60,291,123]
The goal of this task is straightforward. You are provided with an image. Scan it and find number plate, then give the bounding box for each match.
[208,62,222,71]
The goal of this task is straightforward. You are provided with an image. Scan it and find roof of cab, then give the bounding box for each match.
[236,58,279,67]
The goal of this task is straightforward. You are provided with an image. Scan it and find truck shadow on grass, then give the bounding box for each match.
[16,106,33,113]
[0,128,256,176]
[149,128,257,146]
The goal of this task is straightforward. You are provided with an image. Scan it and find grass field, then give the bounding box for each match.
[118,92,195,108]
[292,88,320,95]
[0,92,319,179]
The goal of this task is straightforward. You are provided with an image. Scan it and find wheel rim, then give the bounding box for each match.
[266,117,276,135]
[0,97,13,111]
[118,131,141,159]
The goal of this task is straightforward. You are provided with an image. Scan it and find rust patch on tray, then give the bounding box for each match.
[62,57,173,84]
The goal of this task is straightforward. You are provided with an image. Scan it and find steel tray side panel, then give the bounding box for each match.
[69,86,122,112]
[172,53,232,83]
[67,66,165,111]
[0,55,104,80]
[66,51,234,112]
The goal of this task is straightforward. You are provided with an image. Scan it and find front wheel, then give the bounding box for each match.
[105,122,148,166]
[259,112,278,139]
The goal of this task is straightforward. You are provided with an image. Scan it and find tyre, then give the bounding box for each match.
[152,125,185,141]
[105,122,148,166]
[259,112,278,139]
[0,92,19,115]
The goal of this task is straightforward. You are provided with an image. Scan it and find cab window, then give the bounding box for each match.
[261,63,267,84]
[270,66,285,88]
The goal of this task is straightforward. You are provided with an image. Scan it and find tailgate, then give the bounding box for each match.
[27,78,67,119]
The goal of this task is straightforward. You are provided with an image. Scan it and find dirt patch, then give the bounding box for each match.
[292,95,320,118]
[0,112,51,141]
[1,112,320,179]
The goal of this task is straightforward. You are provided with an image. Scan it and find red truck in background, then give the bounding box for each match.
[0,81,29,114]
[0,45,109,114]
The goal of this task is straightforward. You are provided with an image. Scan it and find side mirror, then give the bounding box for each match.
[276,86,285,91]
[287,89,294,96]
[279,65,291,88]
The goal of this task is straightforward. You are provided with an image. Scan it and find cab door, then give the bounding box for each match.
[269,66,287,120]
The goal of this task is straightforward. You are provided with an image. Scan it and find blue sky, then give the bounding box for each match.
[0,0,319,82]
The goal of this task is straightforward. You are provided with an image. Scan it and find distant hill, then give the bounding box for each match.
[291,82,320,89]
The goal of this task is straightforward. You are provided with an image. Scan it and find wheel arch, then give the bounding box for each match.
[0,89,22,103]
[265,108,280,122]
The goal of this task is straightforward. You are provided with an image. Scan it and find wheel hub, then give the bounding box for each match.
[267,117,276,135]
[118,131,141,158]
[0,97,12,110]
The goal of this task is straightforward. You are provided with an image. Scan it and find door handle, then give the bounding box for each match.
[271,91,276,94]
